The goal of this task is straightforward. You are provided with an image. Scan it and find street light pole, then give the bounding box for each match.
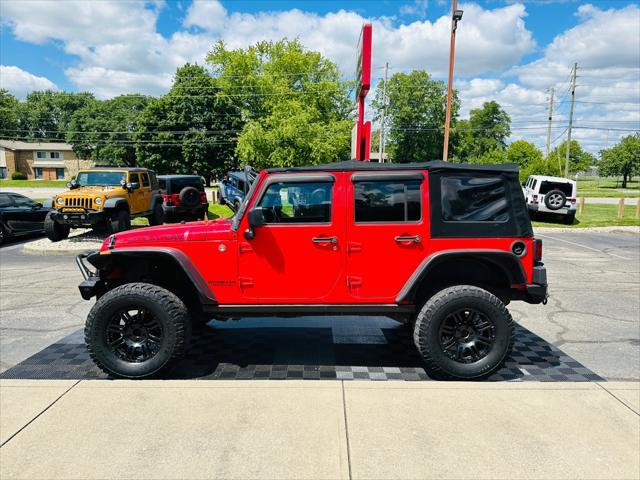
[442,0,463,162]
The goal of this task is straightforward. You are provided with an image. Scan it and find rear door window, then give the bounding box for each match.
[354,180,421,223]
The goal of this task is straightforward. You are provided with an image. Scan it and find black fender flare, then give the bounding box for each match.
[396,249,528,303]
[151,193,164,207]
[103,198,129,210]
[86,247,217,305]
[43,199,54,208]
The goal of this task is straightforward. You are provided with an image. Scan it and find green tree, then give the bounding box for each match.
[470,148,507,165]
[136,64,242,182]
[67,95,150,167]
[0,90,20,134]
[207,39,352,169]
[19,91,95,140]
[457,101,511,162]
[520,157,562,182]
[598,134,640,188]
[506,140,542,168]
[372,70,456,163]
[547,140,595,175]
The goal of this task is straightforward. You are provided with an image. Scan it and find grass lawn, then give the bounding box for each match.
[207,203,233,219]
[577,177,639,198]
[532,204,640,229]
[0,179,68,188]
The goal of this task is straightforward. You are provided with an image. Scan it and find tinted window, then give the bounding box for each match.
[168,177,203,193]
[141,173,150,187]
[129,173,140,184]
[539,181,572,196]
[158,178,167,191]
[258,181,332,224]
[11,194,35,208]
[77,171,126,186]
[148,172,159,189]
[441,176,509,222]
[354,180,421,222]
[0,194,12,208]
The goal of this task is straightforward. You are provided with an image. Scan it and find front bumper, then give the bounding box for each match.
[76,252,104,300]
[51,210,108,227]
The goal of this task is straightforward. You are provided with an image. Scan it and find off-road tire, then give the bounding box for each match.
[44,211,70,242]
[148,202,164,226]
[544,189,566,211]
[564,212,576,225]
[179,186,200,208]
[85,283,188,379]
[413,285,514,380]
[109,209,130,233]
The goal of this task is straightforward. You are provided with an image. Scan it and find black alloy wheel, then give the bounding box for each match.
[438,308,496,364]
[106,308,163,363]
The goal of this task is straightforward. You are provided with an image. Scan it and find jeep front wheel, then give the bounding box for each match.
[413,285,514,380]
[109,209,130,233]
[84,283,188,378]
[44,211,70,242]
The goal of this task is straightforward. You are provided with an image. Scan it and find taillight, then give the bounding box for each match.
[533,239,543,262]
[200,192,207,203]
[570,198,576,204]
[533,194,538,203]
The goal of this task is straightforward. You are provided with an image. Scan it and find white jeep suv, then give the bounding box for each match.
[523,175,577,224]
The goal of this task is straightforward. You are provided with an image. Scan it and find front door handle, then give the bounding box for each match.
[395,235,421,243]
[312,236,337,244]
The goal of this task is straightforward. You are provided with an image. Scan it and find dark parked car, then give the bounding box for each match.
[0,192,51,245]
[218,168,256,211]
[158,175,208,222]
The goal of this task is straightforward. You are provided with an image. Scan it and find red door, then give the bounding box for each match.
[238,173,346,303]
[345,171,429,301]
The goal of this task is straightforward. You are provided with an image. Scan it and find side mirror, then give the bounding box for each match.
[127,182,140,191]
[67,180,78,189]
[244,207,266,240]
[248,207,266,228]
[32,202,43,209]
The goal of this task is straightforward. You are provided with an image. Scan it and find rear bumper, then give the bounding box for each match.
[51,210,108,227]
[524,265,548,304]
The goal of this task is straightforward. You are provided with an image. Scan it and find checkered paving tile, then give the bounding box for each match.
[0,317,603,382]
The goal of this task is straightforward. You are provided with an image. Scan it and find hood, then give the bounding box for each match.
[58,186,126,196]
[103,217,234,250]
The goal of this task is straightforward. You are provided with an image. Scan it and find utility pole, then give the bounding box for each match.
[545,87,554,158]
[378,62,389,163]
[442,1,463,162]
[564,63,577,178]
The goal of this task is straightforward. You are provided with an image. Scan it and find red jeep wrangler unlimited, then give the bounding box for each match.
[76,160,547,380]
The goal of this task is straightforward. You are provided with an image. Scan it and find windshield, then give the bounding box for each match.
[77,171,126,186]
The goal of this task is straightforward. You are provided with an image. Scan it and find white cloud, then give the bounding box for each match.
[0,65,58,99]
[183,0,227,32]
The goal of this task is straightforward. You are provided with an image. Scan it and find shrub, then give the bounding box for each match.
[11,171,27,180]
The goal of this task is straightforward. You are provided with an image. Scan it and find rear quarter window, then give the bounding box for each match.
[441,176,509,222]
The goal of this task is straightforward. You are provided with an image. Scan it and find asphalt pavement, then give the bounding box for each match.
[0,229,638,379]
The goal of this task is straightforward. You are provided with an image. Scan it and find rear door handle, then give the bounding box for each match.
[395,235,421,243]
[312,236,337,244]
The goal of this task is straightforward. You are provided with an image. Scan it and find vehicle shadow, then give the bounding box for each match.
[0,317,602,382]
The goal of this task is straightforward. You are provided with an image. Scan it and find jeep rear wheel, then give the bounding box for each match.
[44,211,70,242]
[85,283,188,378]
[413,285,514,380]
[109,209,130,233]
[148,203,163,226]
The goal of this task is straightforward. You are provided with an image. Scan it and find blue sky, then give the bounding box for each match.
[1,0,639,152]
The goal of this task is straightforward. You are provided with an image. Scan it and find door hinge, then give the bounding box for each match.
[347,242,362,254]
[238,277,254,288]
[347,276,363,289]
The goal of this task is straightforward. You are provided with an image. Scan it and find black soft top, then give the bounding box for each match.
[266,160,519,174]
